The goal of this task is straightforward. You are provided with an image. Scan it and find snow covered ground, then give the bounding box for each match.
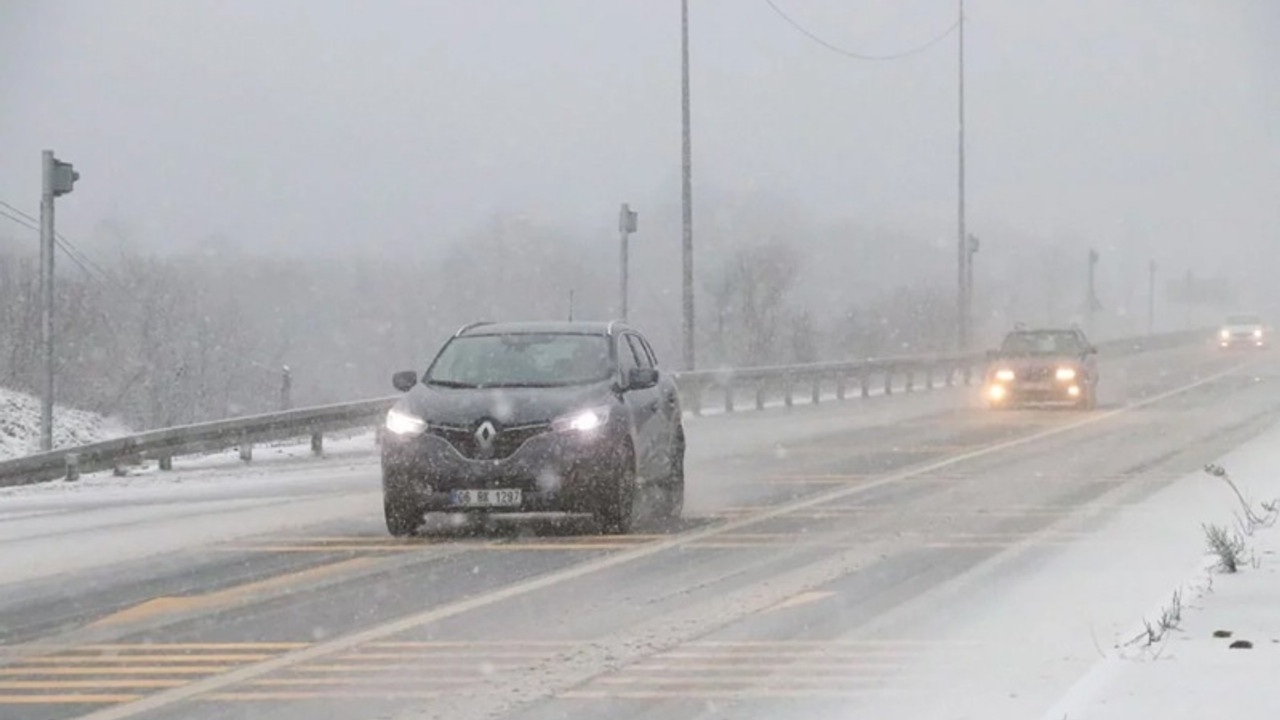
[0,387,128,460]
[842,417,1280,720]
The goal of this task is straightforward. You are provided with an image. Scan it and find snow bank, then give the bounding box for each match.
[0,386,129,460]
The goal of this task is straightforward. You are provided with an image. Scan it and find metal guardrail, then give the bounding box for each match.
[0,329,1209,488]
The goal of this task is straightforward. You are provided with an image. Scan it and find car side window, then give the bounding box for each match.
[626,335,654,370]
[617,336,640,375]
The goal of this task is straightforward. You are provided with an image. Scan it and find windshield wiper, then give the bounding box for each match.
[425,379,478,388]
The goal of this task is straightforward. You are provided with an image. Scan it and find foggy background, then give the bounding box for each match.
[2,0,1277,429]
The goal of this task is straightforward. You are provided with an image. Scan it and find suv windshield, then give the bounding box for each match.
[1226,315,1261,326]
[425,333,612,388]
[1001,331,1084,356]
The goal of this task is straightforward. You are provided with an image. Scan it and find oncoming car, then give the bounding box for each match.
[1218,314,1266,349]
[984,327,1099,410]
[379,321,685,536]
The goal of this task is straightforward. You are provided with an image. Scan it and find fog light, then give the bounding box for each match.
[1067,385,1081,397]
[988,385,1007,402]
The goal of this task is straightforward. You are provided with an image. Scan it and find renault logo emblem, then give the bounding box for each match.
[475,420,497,457]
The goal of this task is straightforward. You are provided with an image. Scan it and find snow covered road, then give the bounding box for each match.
[0,342,1277,720]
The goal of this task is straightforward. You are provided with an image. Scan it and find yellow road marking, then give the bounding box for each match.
[366,640,577,647]
[16,654,272,665]
[205,690,446,701]
[0,694,140,704]
[71,361,1253,720]
[626,663,903,673]
[0,681,187,690]
[247,677,476,687]
[68,643,310,651]
[88,558,376,628]
[0,667,230,676]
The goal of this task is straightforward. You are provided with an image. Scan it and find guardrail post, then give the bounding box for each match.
[159,455,173,471]
[860,372,871,398]
[239,443,253,462]
[905,370,915,393]
[836,375,846,401]
[755,384,765,411]
[723,383,734,413]
[925,366,934,390]
[964,364,973,386]
[945,365,955,387]
[811,378,821,405]
[310,433,324,455]
[65,454,79,482]
[884,370,893,396]
[784,375,794,408]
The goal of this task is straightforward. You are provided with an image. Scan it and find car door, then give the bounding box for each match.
[622,333,663,481]
[1076,330,1098,384]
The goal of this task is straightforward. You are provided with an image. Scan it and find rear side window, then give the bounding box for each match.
[617,336,641,374]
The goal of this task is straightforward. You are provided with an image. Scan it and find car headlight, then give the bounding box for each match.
[385,408,427,436]
[1221,329,1231,340]
[552,406,611,433]
[1254,329,1263,339]
[994,368,1015,382]
[1055,367,1077,381]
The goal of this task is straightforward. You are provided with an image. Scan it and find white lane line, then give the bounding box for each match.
[75,360,1252,720]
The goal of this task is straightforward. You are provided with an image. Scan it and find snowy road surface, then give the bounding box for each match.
[1,343,1278,720]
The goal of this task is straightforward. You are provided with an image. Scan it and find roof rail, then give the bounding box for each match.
[454,321,493,337]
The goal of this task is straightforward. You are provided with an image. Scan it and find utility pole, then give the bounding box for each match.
[39,150,80,452]
[956,0,968,352]
[680,0,696,370]
[1147,260,1157,334]
[966,233,980,341]
[618,203,638,321]
[1086,248,1100,331]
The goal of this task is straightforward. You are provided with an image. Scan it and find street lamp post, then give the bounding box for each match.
[680,0,696,370]
[956,0,968,352]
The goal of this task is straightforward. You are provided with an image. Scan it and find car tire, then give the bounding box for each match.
[1080,384,1098,411]
[383,489,422,537]
[656,429,686,520]
[596,444,637,535]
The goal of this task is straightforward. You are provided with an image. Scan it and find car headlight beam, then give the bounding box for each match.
[1055,366,1077,382]
[1254,329,1264,339]
[1220,329,1231,340]
[385,408,428,436]
[552,406,610,434]
[994,368,1015,382]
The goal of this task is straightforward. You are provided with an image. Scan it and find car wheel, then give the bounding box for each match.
[1080,384,1098,411]
[656,429,686,520]
[383,489,422,537]
[596,444,637,535]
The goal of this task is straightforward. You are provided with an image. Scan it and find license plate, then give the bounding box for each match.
[450,488,522,508]
[1021,382,1052,391]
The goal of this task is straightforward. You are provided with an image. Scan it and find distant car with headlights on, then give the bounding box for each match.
[379,321,685,536]
[984,327,1099,410]
[1218,314,1266,349]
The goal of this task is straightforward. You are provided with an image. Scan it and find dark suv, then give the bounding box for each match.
[380,321,685,536]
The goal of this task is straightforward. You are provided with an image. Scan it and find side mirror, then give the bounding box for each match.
[626,367,659,390]
[392,371,419,392]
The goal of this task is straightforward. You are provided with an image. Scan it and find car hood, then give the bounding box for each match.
[1224,325,1262,333]
[397,382,616,428]
[990,354,1083,370]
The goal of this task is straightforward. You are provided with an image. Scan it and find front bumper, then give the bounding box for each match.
[1220,336,1265,349]
[380,427,622,513]
[986,381,1083,406]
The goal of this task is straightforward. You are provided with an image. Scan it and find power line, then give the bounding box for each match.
[0,199,136,297]
[762,0,959,61]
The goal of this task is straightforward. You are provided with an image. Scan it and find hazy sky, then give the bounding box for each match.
[2,1,1277,290]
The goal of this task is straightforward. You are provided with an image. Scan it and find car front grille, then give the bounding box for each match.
[428,422,551,460]
[1019,367,1053,382]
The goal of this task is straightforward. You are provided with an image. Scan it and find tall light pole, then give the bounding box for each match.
[955,0,968,352]
[39,150,80,452]
[1147,260,1158,334]
[680,0,696,370]
[618,203,638,321]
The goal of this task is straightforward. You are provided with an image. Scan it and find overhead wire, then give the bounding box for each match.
[0,199,138,298]
[761,0,959,61]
